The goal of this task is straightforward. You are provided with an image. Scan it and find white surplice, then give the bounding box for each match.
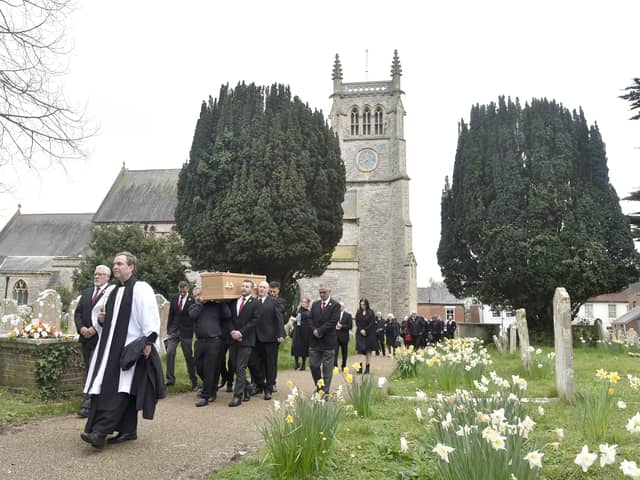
[83,281,160,395]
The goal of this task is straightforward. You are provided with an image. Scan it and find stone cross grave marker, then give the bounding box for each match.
[553,287,575,401]
[516,309,531,369]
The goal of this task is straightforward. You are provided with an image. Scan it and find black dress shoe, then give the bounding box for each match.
[107,432,137,444]
[195,397,209,407]
[217,382,225,390]
[264,391,272,400]
[228,396,242,407]
[77,407,89,418]
[80,432,106,449]
[165,380,175,386]
[225,384,233,393]
[243,390,251,402]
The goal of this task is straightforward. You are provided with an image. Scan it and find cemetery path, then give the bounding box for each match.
[1,354,395,480]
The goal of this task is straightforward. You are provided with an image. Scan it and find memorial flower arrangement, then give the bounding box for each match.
[14,319,63,339]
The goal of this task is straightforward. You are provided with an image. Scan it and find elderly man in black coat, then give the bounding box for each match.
[309,284,340,395]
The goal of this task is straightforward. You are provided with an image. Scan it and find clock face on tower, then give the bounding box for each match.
[356,148,378,172]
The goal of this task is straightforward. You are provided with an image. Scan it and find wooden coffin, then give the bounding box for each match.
[200,272,266,301]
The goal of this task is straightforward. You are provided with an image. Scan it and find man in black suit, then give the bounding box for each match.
[309,284,340,395]
[445,316,457,339]
[228,279,261,407]
[334,302,352,370]
[251,281,285,400]
[164,281,198,390]
[188,287,231,407]
[74,264,111,417]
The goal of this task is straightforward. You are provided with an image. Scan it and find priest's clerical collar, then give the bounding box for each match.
[119,275,136,287]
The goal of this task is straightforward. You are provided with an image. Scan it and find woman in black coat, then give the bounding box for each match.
[385,314,401,355]
[355,298,377,374]
[291,297,312,370]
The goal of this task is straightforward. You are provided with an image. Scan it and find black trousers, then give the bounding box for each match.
[165,334,197,387]
[230,344,253,398]
[194,337,224,398]
[86,393,137,435]
[376,333,386,354]
[252,340,279,393]
[334,339,349,368]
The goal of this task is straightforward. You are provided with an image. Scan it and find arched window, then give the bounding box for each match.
[362,107,371,135]
[350,107,359,136]
[12,279,28,305]
[374,107,384,135]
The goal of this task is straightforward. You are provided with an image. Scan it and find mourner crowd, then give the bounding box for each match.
[74,255,456,450]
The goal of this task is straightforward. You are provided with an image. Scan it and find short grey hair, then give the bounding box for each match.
[95,265,111,276]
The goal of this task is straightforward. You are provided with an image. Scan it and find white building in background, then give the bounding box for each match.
[574,288,631,328]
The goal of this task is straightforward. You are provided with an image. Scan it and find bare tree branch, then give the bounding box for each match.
[0,0,92,191]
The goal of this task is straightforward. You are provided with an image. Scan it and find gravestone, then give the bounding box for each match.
[594,318,609,343]
[493,333,507,353]
[516,309,531,370]
[0,313,22,335]
[156,294,169,353]
[626,328,639,346]
[31,289,63,329]
[617,328,626,342]
[553,287,575,401]
[509,324,518,353]
[66,296,81,334]
[0,298,18,317]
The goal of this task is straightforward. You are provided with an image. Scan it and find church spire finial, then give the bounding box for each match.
[390,49,402,77]
[332,53,343,81]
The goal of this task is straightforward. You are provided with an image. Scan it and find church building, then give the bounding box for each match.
[0,52,418,318]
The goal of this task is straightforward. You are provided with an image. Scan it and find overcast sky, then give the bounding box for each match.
[0,0,638,287]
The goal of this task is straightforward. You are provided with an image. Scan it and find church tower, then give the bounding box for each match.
[307,51,417,317]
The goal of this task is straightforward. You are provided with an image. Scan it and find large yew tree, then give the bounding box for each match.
[176,83,345,296]
[438,97,639,332]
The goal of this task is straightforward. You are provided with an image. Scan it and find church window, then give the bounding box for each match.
[12,279,28,305]
[374,107,384,135]
[362,107,371,135]
[350,107,359,135]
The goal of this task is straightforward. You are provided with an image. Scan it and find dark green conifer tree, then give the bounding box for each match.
[438,97,639,332]
[176,83,345,301]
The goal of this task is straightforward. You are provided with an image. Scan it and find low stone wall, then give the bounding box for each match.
[0,337,84,395]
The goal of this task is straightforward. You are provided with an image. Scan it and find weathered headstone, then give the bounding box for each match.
[31,289,63,329]
[617,328,626,342]
[626,328,639,346]
[509,324,518,353]
[0,298,18,319]
[0,312,22,335]
[516,309,531,370]
[156,294,169,353]
[594,318,609,343]
[66,296,81,334]
[553,287,575,401]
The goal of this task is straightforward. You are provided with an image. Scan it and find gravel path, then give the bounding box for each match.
[1,355,395,480]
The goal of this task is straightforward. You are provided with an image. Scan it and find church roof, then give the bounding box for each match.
[417,285,465,305]
[93,168,180,223]
[0,256,54,272]
[0,212,93,256]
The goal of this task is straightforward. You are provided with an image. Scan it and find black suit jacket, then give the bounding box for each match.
[167,294,195,338]
[337,311,352,344]
[309,298,340,350]
[229,296,261,347]
[74,285,107,344]
[255,296,285,343]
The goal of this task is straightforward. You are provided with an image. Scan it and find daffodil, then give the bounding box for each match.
[316,378,325,388]
[432,443,454,462]
[400,436,408,452]
[286,414,294,424]
[626,412,640,433]
[352,362,361,372]
[618,400,628,409]
[286,379,294,389]
[596,368,608,379]
[609,371,621,383]
[574,445,597,472]
[332,366,339,375]
[620,459,640,479]
[345,373,353,384]
[599,443,617,467]
[524,450,544,469]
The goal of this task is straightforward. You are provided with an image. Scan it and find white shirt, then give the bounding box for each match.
[84,281,160,395]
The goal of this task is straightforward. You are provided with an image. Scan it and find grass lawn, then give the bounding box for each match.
[212,343,640,480]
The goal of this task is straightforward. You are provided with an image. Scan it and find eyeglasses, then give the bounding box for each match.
[94,273,109,276]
